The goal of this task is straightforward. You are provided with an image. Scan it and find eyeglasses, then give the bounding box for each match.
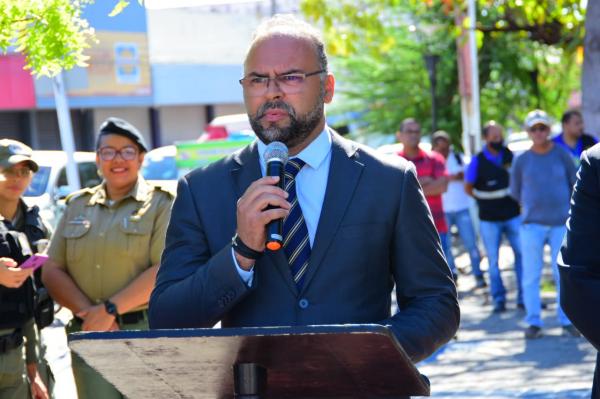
[2,167,32,178]
[98,146,138,161]
[239,70,326,97]
[529,125,549,132]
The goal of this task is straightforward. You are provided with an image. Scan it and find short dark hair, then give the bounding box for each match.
[561,109,582,125]
[399,118,419,132]
[482,121,502,137]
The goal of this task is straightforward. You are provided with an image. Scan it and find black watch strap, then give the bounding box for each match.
[104,300,118,317]
[232,234,263,260]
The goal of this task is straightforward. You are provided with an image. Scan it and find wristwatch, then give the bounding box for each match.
[104,300,118,317]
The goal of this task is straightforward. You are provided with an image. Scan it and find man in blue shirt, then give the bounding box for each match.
[464,121,523,314]
[553,110,597,167]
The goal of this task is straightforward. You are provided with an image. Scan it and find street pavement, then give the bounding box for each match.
[418,245,596,398]
[43,245,596,399]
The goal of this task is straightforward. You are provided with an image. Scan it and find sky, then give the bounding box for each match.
[145,0,267,9]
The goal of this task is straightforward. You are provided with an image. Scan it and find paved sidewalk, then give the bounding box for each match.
[418,246,596,398]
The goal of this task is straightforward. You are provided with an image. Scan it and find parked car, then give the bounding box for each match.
[200,113,254,141]
[141,145,178,192]
[24,151,100,228]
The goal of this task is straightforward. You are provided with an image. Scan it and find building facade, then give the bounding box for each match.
[0,1,300,150]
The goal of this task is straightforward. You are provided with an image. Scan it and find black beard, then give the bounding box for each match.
[249,96,324,149]
[489,141,504,151]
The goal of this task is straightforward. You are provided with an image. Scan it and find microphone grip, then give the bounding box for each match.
[266,160,284,251]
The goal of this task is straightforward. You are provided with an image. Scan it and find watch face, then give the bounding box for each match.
[105,301,117,315]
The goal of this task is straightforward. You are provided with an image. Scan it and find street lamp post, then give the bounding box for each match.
[424,54,440,132]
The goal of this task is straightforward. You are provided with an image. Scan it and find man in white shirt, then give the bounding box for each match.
[432,131,485,288]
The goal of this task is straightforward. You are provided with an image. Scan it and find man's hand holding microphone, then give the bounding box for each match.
[233,142,290,270]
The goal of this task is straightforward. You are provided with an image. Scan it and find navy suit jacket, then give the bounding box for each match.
[559,143,600,397]
[149,131,459,362]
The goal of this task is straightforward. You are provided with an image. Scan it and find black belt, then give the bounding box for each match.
[73,309,147,327]
[0,328,23,354]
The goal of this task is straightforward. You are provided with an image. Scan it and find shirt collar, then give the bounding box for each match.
[257,127,332,172]
[482,146,503,159]
[88,176,150,206]
[399,146,428,161]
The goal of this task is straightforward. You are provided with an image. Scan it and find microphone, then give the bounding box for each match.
[264,141,289,251]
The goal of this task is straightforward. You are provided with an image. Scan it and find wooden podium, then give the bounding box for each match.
[69,324,430,398]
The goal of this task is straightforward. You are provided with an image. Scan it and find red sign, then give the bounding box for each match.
[0,54,36,109]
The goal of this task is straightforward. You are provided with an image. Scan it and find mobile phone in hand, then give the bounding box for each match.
[20,254,49,271]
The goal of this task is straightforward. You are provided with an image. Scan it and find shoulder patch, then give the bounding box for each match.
[152,184,176,198]
[65,187,95,204]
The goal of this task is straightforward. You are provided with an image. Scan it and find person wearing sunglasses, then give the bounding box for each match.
[510,110,578,340]
[0,139,52,399]
[42,118,174,399]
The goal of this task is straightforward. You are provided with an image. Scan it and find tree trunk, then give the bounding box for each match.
[582,0,600,138]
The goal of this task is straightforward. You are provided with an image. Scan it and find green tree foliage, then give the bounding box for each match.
[0,0,136,77]
[302,0,585,143]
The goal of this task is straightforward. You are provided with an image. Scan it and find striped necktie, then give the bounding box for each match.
[283,158,311,289]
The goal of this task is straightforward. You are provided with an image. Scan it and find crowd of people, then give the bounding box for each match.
[0,13,598,399]
[398,109,596,340]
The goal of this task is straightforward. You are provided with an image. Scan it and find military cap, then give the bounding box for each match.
[0,139,39,172]
[98,117,148,152]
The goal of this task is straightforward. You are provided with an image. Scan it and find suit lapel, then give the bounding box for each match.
[231,142,299,296]
[300,131,364,294]
[231,141,261,199]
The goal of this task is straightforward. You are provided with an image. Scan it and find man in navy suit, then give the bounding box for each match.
[559,142,600,398]
[149,14,459,363]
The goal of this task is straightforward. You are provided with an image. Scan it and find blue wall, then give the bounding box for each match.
[152,64,244,105]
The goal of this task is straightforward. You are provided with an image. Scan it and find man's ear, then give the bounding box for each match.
[323,73,335,104]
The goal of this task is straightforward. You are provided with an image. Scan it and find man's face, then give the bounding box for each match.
[563,114,584,138]
[528,123,551,145]
[399,122,421,150]
[432,138,450,158]
[242,35,334,150]
[484,125,503,145]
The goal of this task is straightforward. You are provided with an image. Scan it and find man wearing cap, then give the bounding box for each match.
[42,117,174,398]
[0,139,51,399]
[510,109,578,339]
[431,131,485,288]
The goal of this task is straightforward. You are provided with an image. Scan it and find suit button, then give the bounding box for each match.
[298,299,309,309]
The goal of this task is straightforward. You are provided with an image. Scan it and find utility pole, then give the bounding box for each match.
[455,0,482,156]
[52,72,81,192]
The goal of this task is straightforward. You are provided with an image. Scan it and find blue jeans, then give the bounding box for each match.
[439,232,455,274]
[479,215,523,305]
[520,223,571,327]
[443,208,483,277]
